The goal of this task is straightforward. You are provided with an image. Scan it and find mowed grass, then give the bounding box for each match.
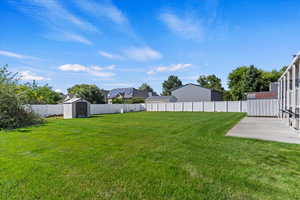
[1,112,300,200]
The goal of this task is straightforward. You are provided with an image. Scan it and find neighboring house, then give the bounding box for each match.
[145,96,177,103]
[170,83,223,102]
[107,88,151,104]
[247,82,278,100]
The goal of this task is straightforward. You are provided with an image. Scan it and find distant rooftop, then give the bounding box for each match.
[108,88,135,99]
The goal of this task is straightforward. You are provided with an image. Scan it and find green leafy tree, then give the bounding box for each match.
[162,75,182,96]
[139,83,158,96]
[228,66,260,100]
[16,81,63,104]
[0,65,42,129]
[67,84,105,104]
[228,65,287,100]
[197,74,224,92]
[139,83,154,92]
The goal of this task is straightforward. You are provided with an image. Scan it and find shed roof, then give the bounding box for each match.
[64,97,88,104]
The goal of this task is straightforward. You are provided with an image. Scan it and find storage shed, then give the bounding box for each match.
[63,97,91,119]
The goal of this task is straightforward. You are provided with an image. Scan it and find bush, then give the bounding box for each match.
[0,66,43,130]
[130,98,145,104]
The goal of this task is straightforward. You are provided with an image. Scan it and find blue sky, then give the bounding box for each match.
[1,0,300,94]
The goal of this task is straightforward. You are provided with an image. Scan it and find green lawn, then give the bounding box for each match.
[1,112,300,200]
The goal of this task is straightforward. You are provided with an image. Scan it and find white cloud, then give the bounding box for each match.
[123,47,162,62]
[160,12,203,41]
[58,64,115,77]
[0,50,38,60]
[55,89,62,93]
[147,64,193,75]
[89,71,115,77]
[98,51,123,59]
[20,71,46,81]
[62,33,92,45]
[18,0,97,32]
[59,64,87,72]
[75,0,127,25]
[99,47,162,62]
[11,0,97,44]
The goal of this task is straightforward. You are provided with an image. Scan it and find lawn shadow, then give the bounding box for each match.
[1,122,47,134]
[90,115,105,118]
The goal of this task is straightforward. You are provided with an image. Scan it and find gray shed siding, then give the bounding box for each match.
[171,84,212,102]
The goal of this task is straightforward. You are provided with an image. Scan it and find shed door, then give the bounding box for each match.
[76,102,87,117]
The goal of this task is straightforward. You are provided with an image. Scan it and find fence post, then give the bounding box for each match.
[226,101,228,112]
[192,102,194,112]
[202,101,204,112]
[213,101,216,112]
[182,102,184,112]
[239,101,242,112]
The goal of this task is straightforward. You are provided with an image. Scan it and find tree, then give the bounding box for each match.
[16,81,63,104]
[227,65,287,100]
[197,74,224,92]
[261,66,287,91]
[139,83,154,92]
[0,65,42,129]
[228,66,261,100]
[67,84,105,104]
[162,75,182,96]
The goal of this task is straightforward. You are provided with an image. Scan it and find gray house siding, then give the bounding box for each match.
[145,96,177,103]
[171,84,223,102]
[171,84,212,102]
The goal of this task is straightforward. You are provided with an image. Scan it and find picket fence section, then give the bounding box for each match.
[146,101,248,113]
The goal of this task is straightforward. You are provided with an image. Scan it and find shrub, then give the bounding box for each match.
[130,98,145,104]
[0,66,43,129]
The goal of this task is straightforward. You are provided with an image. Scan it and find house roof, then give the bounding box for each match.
[108,88,135,99]
[247,92,277,99]
[170,83,220,93]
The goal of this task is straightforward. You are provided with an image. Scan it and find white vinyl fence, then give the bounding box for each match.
[90,104,145,115]
[29,100,279,117]
[247,99,279,117]
[146,101,248,113]
[30,104,146,117]
[30,104,64,117]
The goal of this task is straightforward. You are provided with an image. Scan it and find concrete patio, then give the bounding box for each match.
[227,117,300,144]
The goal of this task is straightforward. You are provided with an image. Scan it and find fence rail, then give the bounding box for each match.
[29,99,279,117]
